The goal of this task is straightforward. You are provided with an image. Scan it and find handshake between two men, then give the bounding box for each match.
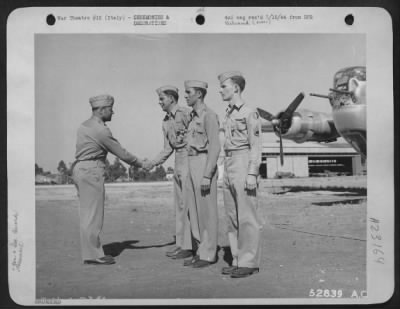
[141,158,157,172]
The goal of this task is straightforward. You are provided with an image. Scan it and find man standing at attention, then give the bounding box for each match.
[218,71,263,278]
[144,86,194,260]
[73,94,145,265]
[183,80,221,268]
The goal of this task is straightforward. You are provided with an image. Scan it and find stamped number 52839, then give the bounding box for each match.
[309,289,343,298]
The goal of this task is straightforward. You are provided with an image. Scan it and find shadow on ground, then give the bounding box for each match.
[274,187,367,195]
[103,240,175,257]
[222,246,233,266]
[312,198,366,207]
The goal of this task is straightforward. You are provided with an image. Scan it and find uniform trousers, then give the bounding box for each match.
[186,153,218,261]
[73,160,106,261]
[223,150,262,268]
[173,150,192,250]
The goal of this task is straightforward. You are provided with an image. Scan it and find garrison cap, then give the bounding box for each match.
[184,80,208,90]
[89,94,114,108]
[156,85,179,96]
[218,71,243,83]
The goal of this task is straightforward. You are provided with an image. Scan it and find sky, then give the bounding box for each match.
[35,33,365,172]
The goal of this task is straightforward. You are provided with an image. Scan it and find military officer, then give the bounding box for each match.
[144,85,194,260]
[218,71,263,278]
[73,94,145,265]
[183,80,221,268]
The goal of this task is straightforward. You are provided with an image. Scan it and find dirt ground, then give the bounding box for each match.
[35,176,367,302]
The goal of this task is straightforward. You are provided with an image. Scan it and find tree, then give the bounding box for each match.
[66,162,74,184]
[132,165,150,182]
[104,159,111,182]
[153,165,166,180]
[35,163,51,176]
[128,165,136,181]
[129,165,167,182]
[167,166,174,174]
[57,160,69,184]
[35,163,44,175]
[57,160,68,175]
[108,157,127,182]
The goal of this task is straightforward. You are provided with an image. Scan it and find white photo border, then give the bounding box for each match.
[7,6,394,306]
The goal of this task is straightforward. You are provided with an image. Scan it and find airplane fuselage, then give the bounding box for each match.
[330,66,367,158]
[332,104,366,158]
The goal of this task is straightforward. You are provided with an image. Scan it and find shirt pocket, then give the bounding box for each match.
[233,118,248,132]
[195,122,206,134]
[231,118,249,145]
[174,121,187,139]
[175,120,186,130]
[174,122,188,144]
[193,122,207,146]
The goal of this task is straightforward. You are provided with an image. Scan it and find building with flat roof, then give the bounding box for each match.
[260,139,364,178]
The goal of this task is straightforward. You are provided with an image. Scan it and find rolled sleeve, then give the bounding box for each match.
[246,112,262,176]
[203,112,221,179]
[100,127,142,167]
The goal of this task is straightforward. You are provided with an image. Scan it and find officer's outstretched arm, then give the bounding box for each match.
[101,127,144,167]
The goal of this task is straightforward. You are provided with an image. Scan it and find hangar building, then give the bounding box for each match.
[260,140,364,179]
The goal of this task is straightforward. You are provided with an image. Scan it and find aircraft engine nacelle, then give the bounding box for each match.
[279,109,340,143]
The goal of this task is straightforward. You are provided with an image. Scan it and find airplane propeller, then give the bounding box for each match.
[257,92,305,166]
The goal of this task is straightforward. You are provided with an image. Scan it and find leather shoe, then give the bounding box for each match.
[171,250,193,259]
[84,256,116,265]
[166,246,181,257]
[221,266,238,275]
[191,259,215,268]
[183,255,199,266]
[230,267,259,278]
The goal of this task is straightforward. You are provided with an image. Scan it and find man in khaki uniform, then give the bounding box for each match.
[144,86,194,259]
[73,94,145,265]
[183,80,221,268]
[218,71,263,278]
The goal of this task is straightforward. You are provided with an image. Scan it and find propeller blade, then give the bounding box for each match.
[256,108,274,122]
[278,130,284,166]
[282,92,305,117]
[279,92,305,132]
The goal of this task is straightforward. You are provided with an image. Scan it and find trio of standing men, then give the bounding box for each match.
[73,71,263,278]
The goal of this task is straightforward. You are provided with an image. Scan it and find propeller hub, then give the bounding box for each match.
[272,119,280,126]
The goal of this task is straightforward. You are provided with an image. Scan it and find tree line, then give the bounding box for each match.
[35,158,172,184]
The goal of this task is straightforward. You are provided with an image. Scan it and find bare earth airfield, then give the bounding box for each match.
[36,176,367,299]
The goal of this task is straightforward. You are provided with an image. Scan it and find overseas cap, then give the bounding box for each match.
[89,94,114,108]
[218,71,243,83]
[184,80,208,90]
[156,85,179,96]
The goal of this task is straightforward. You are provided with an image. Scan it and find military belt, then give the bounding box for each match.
[225,148,249,157]
[73,158,106,170]
[187,148,208,156]
[175,147,187,153]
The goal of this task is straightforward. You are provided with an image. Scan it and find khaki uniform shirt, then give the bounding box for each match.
[222,102,261,175]
[187,104,221,179]
[75,116,141,166]
[152,104,191,165]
